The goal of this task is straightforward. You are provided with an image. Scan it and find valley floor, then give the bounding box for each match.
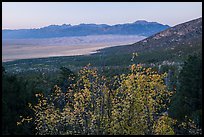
[2,35,145,62]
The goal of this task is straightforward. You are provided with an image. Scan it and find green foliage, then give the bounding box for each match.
[3,52,202,135]
[18,64,177,135]
[168,54,202,128]
[173,116,202,135]
[2,21,202,135]
[2,69,38,135]
[109,64,174,135]
[153,114,175,135]
[56,67,77,92]
[2,66,5,73]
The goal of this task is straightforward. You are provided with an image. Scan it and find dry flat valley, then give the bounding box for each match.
[2,35,145,62]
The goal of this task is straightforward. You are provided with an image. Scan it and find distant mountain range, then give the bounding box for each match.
[2,20,170,39]
[2,17,202,73]
[97,17,202,62]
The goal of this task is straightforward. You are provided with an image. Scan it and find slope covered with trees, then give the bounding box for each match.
[2,18,202,135]
[168,54,202,128]
[12,61,201,135]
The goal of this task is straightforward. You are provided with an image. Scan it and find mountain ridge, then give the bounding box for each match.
[2,20,170,39]
[96,17,202,61]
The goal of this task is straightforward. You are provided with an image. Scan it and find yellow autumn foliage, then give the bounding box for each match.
[18,64,177,135]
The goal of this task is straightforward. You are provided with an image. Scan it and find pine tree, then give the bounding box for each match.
[168,54,202,128]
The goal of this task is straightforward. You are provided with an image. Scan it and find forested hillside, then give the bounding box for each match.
[97,17,202,62]
[2,54,202,135]
[2,17,202,135]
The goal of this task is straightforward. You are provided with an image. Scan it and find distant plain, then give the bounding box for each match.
[2,35,145,62]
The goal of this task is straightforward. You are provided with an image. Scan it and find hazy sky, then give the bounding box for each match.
[2,2,202,29]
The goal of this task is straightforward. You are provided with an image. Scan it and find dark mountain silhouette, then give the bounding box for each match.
[2,20,170,39]
[98,17,202,57]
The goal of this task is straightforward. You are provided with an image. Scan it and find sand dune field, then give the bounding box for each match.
[2,35,145,62]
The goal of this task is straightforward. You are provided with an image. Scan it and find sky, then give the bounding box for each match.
[2,2,202,29]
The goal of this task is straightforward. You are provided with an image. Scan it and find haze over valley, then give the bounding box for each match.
[2,2,202,135]
[3,20,169,62]
[2,35,145,62]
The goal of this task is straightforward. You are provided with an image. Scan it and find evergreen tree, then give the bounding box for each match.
[168,54,202,127]
[2,67,38,135]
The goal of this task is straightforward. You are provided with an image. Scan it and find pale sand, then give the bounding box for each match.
[2,35,145,62]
